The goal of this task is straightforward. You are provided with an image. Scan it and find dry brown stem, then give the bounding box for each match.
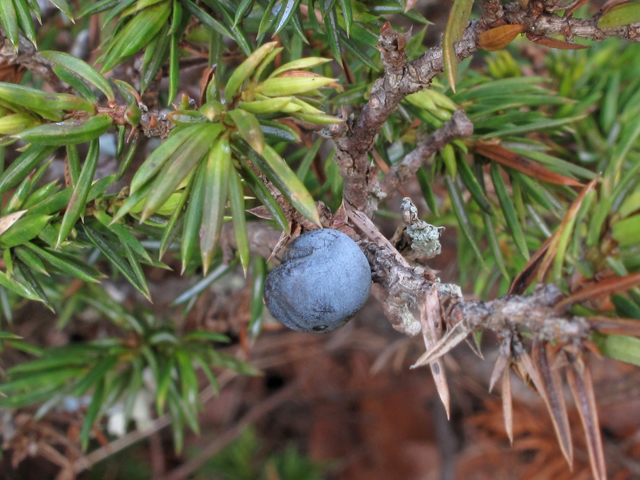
[333,21,481,215]
[0,34,71,93]
[481,0,506,27]
[503,2,640,42]
[379,110,474,197]
[332,2,640,215]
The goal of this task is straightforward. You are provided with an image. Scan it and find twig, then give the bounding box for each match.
[371,283,422,336]
[379,110,474,196]
[333,22,481,214]
[332,3,640,214]
[0,33,71,93]
[149,431,165,479]
[481,0,505,27]
[74,370,236,473]
[75,412,172,473]
[451,284,591,343]
[159,382,299,480]
[503,3,640,43]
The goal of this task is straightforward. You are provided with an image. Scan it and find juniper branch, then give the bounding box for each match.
[333,3,640,214]
[379,110,474,197]
[503,3,640,42]
[480,0,505,26]
[0,33,70,93]
[333,22,481,214]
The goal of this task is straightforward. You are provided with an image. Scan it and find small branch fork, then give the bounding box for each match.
[333,21,482,215]
[332,1,640,215]
[379,110,474,197]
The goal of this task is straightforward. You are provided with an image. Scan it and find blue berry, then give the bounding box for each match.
[263,229,372,333]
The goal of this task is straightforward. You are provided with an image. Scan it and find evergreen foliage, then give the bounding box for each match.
[1,0,640,477]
